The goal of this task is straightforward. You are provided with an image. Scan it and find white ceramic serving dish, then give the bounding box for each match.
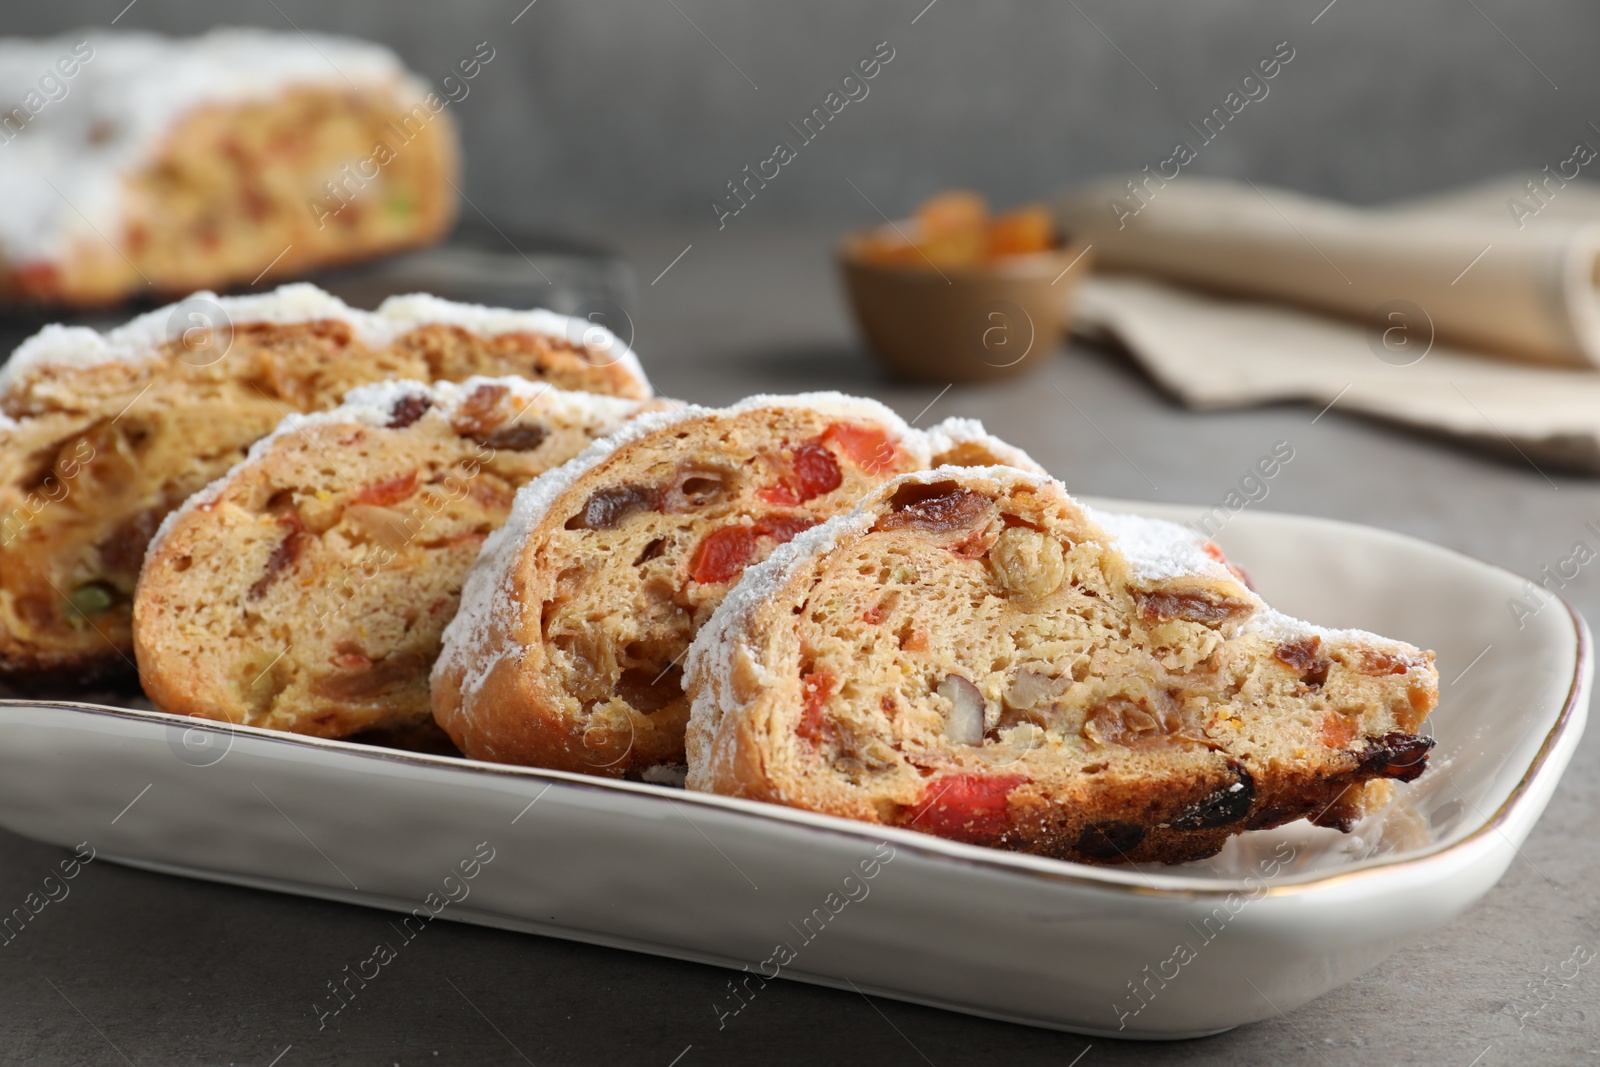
[0,499,1585,1039]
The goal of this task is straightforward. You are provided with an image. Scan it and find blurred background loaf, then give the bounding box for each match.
[0,27,458,305]
[8,1,1596,233]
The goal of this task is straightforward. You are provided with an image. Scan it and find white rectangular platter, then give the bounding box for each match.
[0,498,1586,1039]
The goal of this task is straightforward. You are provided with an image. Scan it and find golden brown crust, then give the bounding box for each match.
[0,87,460,308]
[685,467,1440,865]
[0,314,650,689]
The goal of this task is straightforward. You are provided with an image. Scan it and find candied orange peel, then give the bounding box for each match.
[855,190,1059,267]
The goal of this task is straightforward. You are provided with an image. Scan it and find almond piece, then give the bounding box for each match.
[937,673,986,745]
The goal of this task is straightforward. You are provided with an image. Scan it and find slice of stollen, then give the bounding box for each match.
[0,282,649,690]
[134,376,661,741]
[432,392,1040,776]
[685,465,1438,865]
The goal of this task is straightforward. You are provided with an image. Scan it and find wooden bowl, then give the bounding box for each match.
[839,226,1092,383]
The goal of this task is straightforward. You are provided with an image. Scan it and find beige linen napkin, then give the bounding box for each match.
[1056,175,1600,473]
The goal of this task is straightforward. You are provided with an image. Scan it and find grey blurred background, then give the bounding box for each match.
[11,0,1599,234]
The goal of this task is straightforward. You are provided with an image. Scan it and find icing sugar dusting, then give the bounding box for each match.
[922,417,1046,474]
[1085,507,1235,584]
[0,282,651,397]
[0,28,426,263]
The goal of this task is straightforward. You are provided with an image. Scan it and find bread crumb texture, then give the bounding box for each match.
[684,466,1439,866]
[132,377,656,739]
[431,393,1038,774]
[0,283,650,687]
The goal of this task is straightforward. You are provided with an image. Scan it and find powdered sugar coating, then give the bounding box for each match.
[0,28,428,263]
[141,375,651,581]
[1238,606,1383,648]
[1082,510,1392,645]
[432,394,1025,713]
[1085,507,1236,585]
[922,417,1045,474]
[0,282,651,397]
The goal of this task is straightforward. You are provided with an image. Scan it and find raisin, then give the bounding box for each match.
[451,383,510,438]
[661,466,731,512]
[1358,650,1415,676]
[1356,731,1434,782]
[1169,763,1254,829]
[877,481,989,533]
[1274,636,1323,672]
[565,484,659,530]
[824,422,899,473]
[98,506,163,580]
[249,514,308,600]
[354,471,420,507]
[1136,591,1251,626]
[386,394,433,429]
[633,538,667,565]
[1274,637,1321,671]
[615,664,683,714]
[1073,821,1144,861]
[473,422,548,452]
[902,773,1024,842]
[1084,696,1191,750]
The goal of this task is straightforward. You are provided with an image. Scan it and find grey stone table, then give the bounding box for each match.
[4,225,1597,1065]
